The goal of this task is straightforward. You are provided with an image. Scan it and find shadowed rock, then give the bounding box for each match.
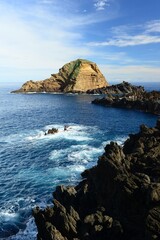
[92,88,160,115]
[45,128,58,135]
[33,119,160,240]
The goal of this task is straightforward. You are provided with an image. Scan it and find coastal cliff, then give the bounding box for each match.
[33,120,160,240]
[12,59,108,93]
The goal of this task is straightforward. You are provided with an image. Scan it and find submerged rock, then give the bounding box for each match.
[33,119,160,240]
[11,59,108,93]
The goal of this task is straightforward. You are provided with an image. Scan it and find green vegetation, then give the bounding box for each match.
[68,59,93,80]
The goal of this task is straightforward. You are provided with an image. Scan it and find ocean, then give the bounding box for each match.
[0,82,159,239]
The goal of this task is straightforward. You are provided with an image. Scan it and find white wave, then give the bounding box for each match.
[27,124,96,143]
[25,92,37,94]
[49,92,64,94]
[49,149,66,160]
[0,197,36,223]
[8,217,37,240]
[26,131,45,141]
[48,164,86,180]
[68,145,103,163]
[49,144,103,163]
[0,211,18,221]
[102,136,128,147]
[68,165,86,172]
[0,133,27,145]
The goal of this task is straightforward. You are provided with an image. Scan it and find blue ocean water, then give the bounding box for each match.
[0,83,159,239]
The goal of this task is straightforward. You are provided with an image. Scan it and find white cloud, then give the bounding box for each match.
[89,34,160,47]
[88,20,160,47]
[94,0,110,11]
[0,1,103,82]
[99,64,160,82]
[145,20,160,33]
[103,52,134,63]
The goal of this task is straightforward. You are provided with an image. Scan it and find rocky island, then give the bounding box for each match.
[33,120,160,240]
[12,59,108,93]
[92,86,160,115]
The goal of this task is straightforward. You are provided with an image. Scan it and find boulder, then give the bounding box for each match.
[46,128,58,135]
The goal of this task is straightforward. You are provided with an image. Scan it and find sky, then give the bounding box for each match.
[0,0,160,85]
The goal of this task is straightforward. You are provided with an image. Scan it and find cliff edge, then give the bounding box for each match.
[33,120,160,240]
[12,59,108,93]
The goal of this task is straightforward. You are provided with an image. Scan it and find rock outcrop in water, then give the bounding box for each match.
[45,128,58,135]
[87,81,145,95]
[92,89,160,115]
[12,59,108,93]
[33,120,160,240]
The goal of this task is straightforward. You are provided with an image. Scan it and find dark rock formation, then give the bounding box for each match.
[11,59,108,93]
[92,89,160,115]
[45,128,58,135]
[33,120,160,240]
[87,81,144,95]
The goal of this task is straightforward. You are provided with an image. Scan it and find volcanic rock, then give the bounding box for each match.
[12,59,108,93]
[45,128,58,135]
[33,119,160,240]
[87,81,145,95]
[92,88,160,115]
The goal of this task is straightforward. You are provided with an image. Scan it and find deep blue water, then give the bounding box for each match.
[0,83,159,239]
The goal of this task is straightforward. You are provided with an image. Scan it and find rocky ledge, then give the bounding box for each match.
[33,119,160,240]
[11,59,108,93]
[92,89,160,115]
[87,81,145,95]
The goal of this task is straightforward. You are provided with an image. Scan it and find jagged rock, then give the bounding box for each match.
[46,128,58,135]
[33,120,160,240]
[11,59,108,93]
[92,88,160,115]
[87,81,144,95]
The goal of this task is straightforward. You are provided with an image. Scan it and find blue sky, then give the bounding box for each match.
[0,0,160,85]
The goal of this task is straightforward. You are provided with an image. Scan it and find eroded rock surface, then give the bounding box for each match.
[12,59,108,93]
[33,120,160,240]
[92,88,160,115]
[87,81,144,95]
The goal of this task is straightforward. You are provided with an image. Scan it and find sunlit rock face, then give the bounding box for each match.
[12,59,108,93]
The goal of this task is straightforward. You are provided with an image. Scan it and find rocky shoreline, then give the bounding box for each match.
[92,88,160,115]
[33,120,160,240]
[87,81,145,95]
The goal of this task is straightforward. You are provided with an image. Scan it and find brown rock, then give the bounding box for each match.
[12,59,108,93]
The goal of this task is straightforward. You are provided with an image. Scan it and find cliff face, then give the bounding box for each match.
[33,120,160,240]
[12,59,108,93]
